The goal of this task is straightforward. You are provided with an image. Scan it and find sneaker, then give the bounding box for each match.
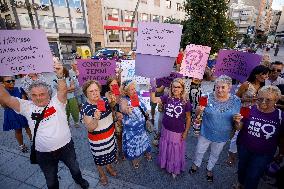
[19,144,28,153]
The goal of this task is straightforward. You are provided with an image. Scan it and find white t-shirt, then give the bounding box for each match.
[265,77,284,86]
[17,95,71,152]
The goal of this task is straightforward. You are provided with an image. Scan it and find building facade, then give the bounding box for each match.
[87,0,186,52]
[276,6,284,40]
[270,9,281,33]
[0,0,91,61]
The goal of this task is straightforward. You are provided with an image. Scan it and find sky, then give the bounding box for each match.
[272,0,284,10]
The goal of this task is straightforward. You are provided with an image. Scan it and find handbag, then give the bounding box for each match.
[138,106,153,133]
[30,105,48,164]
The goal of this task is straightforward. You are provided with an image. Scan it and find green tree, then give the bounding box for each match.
[182,0,237,53]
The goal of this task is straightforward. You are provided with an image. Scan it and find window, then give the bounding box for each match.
[140,13,148,21]
[68,0,81,8]
[72,18,84,30]
[18,14,31,27]
[154,0,160,7]
[124,31,132,42]
[53,0,66,7]
[56,17,70,29]
[107,8,119,21]
[38,15,55,29]
[165,0,171,9]
[124,10,133,22]
[141,0,147,4]
[177,3,182,11]
[108,30,120,42]
[152,15,160,22]
[40,0,50,5]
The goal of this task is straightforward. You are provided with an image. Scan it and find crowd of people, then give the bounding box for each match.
[0,47,283,189]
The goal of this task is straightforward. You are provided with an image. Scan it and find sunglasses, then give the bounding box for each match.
[4,80,15,83]
[271,69,282,73]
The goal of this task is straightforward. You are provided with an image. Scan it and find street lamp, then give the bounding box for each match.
[130,0,140,50]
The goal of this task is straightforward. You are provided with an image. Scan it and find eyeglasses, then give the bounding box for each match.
[256,97,274,103]
[4,80,15,83]
[271,69,282,73]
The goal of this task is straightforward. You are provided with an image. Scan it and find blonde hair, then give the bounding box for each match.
[169,78,188,102]
[121,79,136,96]
[258,85,281,100]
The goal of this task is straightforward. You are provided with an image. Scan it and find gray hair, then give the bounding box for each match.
[258,85,281,100]
[28,81,53,97]
[215,75,232,86]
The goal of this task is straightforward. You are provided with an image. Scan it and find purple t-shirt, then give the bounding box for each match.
[238,106,284,155]
[161,95,192,133]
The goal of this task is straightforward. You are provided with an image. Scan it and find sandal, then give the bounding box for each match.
[226,152,236,166]
[99,175,108,186]
[144,153,152,162]
[189,165,198,174]
[106,166,117,177]
[206,170,213,182]
[132,160,140,169]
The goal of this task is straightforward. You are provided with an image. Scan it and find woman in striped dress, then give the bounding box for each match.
[80,80,118,186]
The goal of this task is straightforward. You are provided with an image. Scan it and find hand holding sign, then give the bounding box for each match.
[199,96,208,107]
[53,62,64,78]
[111,84,120,96]
[130,94,140,107]
[240,107,250,118]
[97,99,106,112]
[93,109,101,120]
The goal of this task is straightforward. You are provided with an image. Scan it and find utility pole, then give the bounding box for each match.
[130,0,140,50]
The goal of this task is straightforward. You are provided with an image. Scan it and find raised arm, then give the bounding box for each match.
[0,84,20,112]
[150,79,162,104]
[67,79,75,93]
[54,62,68,104]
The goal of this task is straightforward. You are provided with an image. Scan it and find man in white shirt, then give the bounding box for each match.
[0,63,89,189]
[265,61,284,86]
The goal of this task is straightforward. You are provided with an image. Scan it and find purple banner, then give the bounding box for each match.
[0,29,53,75]
[77,59,116,86]
[156,72,183,87]
[136,22,183,57]
[214,50,262,82]
[135,53,175,78]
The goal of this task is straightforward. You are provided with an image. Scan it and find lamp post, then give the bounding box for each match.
[130,0,140,50]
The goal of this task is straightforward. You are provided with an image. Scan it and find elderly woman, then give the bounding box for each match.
[151,78,191,178]
[80,80,117,186]
[119,80,151,169]
[189,75,241,182]
[233,85,284,189]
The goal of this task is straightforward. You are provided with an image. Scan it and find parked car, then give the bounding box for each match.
[91,49,124,59]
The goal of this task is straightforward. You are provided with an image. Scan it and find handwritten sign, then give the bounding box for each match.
[214,50,262,82]
[120,60,150,84]
[180,44,211,79]
[156,72,183,87]
[136,22,183,57]
[0,29,53,75]
[77,59,116,86]
[135,53,175,78]
[140,91,151,111]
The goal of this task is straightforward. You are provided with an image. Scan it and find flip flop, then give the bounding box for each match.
[99,175,108,186]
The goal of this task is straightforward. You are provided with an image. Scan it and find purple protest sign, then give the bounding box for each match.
[135,53,175,78]
[214,50,262,82]
[0,29,53,75]
[156,72,183,87]
[136,22,183,57]
[77,59,116,86]
[180,44,211,79]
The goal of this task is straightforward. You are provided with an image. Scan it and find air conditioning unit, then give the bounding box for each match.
[16,1,25,8]
[32,3,40,10]
[40,4,49,11]
[76,8,82,13]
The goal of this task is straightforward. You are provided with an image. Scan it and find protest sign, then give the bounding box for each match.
[0,29,53,75]
[140,91,151,111]
[214,50,262,82]
[180,44,211,79]
[120,60,150,84]
[77,59,116,86]
[136,22,183,57]
[156,72,183,87]
[135,53,175,78]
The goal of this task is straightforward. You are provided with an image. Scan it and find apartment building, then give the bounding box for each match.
[87,0,186,52]
[276,6,284,39]
[0,0,91,60]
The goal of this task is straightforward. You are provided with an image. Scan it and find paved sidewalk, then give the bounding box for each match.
[0,145,148,189]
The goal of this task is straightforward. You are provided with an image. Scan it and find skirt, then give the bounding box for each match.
[158,126,186,175]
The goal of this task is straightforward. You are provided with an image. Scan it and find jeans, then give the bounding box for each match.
[237,144,274,189]
[36,140,88,189]
[193,135,226,171]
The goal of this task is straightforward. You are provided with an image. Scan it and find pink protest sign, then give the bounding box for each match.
[180,44,211,79]
[77,59,116,86]
[136,22,183,57]
[214,50,262,82]
[0,29,53,75]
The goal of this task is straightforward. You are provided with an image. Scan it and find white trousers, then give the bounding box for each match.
[193,135,226,171]
[229,130,239,153]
